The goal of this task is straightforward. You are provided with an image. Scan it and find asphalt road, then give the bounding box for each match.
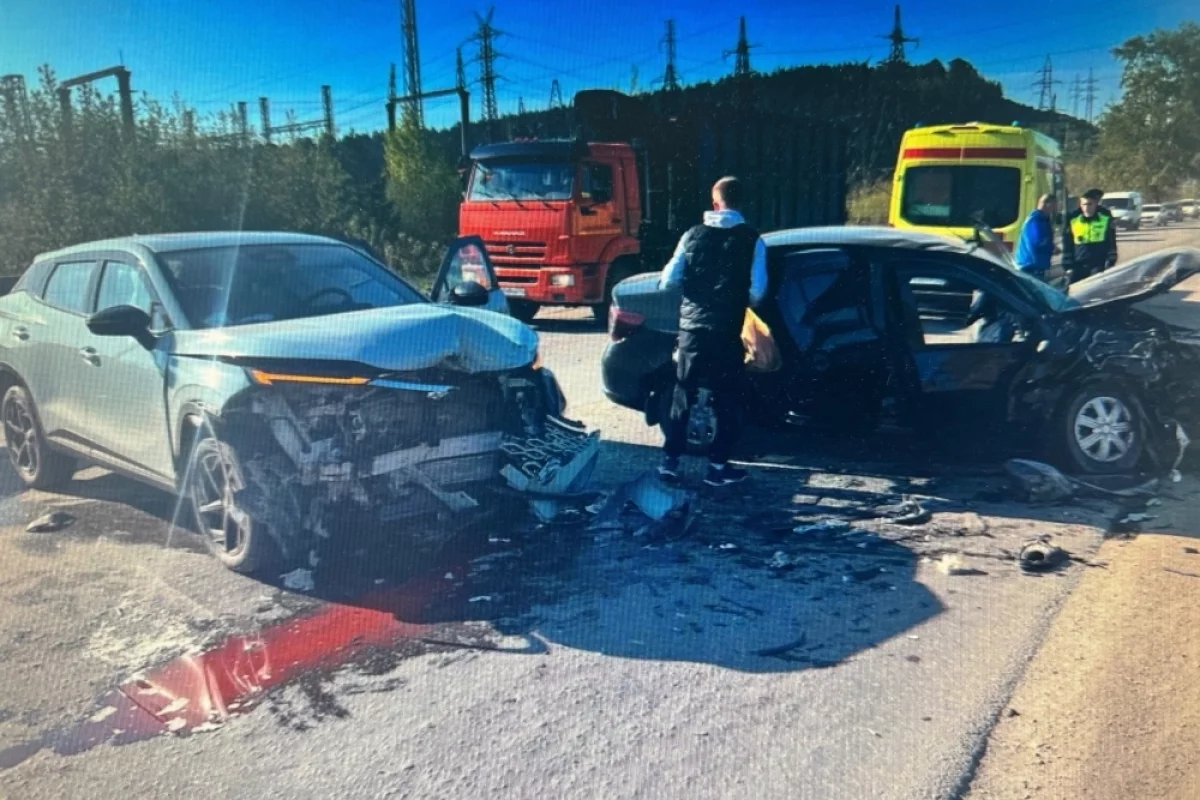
[1,222,1198,800]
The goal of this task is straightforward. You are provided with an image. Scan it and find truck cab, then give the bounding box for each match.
[458,139,644,324]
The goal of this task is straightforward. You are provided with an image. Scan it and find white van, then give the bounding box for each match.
[1101,191,1144,230]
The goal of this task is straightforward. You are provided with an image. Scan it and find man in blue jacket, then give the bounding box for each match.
[1015,194,1058,281]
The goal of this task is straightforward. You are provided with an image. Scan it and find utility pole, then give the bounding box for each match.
[456,47,467,91]
[549,79,564,109]
[399,0,424,127]
[321,85,334,137]
[260,97,272,142]
[723,16,757,78]
[658,20,682,91]
[1084,67,1098,123]
[237,101,249,140]
[468,7,504,136]
[386,63,398,132]
[880,5,918,65]
[1033,55,1061,111]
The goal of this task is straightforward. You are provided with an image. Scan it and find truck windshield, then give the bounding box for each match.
[901,166,1021,229]
[468,161,575,202]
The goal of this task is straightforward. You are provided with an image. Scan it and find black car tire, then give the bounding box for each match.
[186,437,277,574]
[1056,383,1145,475]
[2,385,75,490]
[509,300,540,324]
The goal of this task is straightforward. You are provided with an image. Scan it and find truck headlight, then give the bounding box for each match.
[550,274,576,287]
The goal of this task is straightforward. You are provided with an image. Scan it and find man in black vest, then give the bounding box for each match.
[658,176,768,487]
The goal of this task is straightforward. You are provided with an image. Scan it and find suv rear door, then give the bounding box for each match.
[31,258,101,449]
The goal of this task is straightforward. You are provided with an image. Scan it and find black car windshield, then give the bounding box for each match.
[901,165,1022,229]
[468,160,575,202]
[158,243,425,329]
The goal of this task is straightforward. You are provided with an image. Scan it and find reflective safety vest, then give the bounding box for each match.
[1071,213,1110,244]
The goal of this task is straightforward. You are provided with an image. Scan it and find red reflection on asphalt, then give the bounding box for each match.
[0,569,461,770]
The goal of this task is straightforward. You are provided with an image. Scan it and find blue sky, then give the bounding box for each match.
[1,0,1195,133]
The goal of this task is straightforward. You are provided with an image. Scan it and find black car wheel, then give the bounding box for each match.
[2,385,74,490]
[1057,384,1144,475]
[509,300,540,324]
[186,437,276,574]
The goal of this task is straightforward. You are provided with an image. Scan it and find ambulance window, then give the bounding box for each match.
[901,166,1021,229]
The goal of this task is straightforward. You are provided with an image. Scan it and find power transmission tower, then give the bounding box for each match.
[399,0,424,127]
[237,101,249,140]
[723,16,757,77]
[468,7,505,131]
[1084,67,1098,123]
[548,79,564,108]
[386,63,398,131]
[880,5,918,64]
[1033,55,1061,111]
[518,97,526,115]
[1070,75,1082,118]
[658,20,682,91]
[630,64,640,95]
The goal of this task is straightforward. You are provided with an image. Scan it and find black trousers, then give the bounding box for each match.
[663,328,744,464]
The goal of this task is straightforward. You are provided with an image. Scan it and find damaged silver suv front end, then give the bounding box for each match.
[217,364,599,563]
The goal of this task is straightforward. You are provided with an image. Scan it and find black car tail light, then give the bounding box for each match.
[610,309,645,342]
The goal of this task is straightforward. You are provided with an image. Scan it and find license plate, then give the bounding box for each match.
[502,287,526,297]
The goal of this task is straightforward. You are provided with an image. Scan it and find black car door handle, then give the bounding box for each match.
[11,327,29,341]
[79,347,100,366]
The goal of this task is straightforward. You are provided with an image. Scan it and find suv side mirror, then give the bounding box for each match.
[88,305,152,338]
[449,280,490,307]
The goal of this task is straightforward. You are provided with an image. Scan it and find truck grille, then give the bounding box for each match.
[486,241,546,265]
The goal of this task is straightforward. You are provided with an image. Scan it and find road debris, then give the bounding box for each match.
[25,510,74,533]
[767,551,797,570]
[875,499,931,525]
[1183,547,1199,555]
[936,554,988,577]
[281,568,316,592]
[1004,460,1076,503]
[1163,567,1200,579]
[792,519,852,536]
[1018,539,1070,573]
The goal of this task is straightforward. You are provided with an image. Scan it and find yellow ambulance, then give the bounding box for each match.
[887,122,1065,254]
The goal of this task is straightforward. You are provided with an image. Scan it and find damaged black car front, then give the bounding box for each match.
[165,235,598,573]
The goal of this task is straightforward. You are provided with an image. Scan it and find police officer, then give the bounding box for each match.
[1063,188,1118,282]
[658,176,767,487]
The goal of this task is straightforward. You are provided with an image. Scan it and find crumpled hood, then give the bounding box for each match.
[173,303,538,373]
[1067,247,1200,310]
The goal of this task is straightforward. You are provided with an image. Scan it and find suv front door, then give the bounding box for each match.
[431,236,509,316]
[81,258,175,480]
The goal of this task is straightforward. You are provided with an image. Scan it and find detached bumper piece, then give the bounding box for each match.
[499,417,602,523]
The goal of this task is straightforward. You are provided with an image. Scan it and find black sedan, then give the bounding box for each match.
[602,227,1200,475]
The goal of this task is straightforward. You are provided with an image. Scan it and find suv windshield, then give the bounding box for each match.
[158,243,425,329]
[901,165,1021,229]
[468,161,575,202]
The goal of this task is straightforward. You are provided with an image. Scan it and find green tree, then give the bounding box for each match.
[1092,22,1200,199]
[383,118,461,243]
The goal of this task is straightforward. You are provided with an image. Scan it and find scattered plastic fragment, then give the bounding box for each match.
[26,510,74,533]
[767,551,795,570]
[717,543,739,551]
[875,499,931,525]
[468,595,493,603]
[281,568,315,592]
[793,519,851,536]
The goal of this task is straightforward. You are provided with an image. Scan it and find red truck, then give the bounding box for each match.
[458,138,644,324]
[457,89,848,326]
